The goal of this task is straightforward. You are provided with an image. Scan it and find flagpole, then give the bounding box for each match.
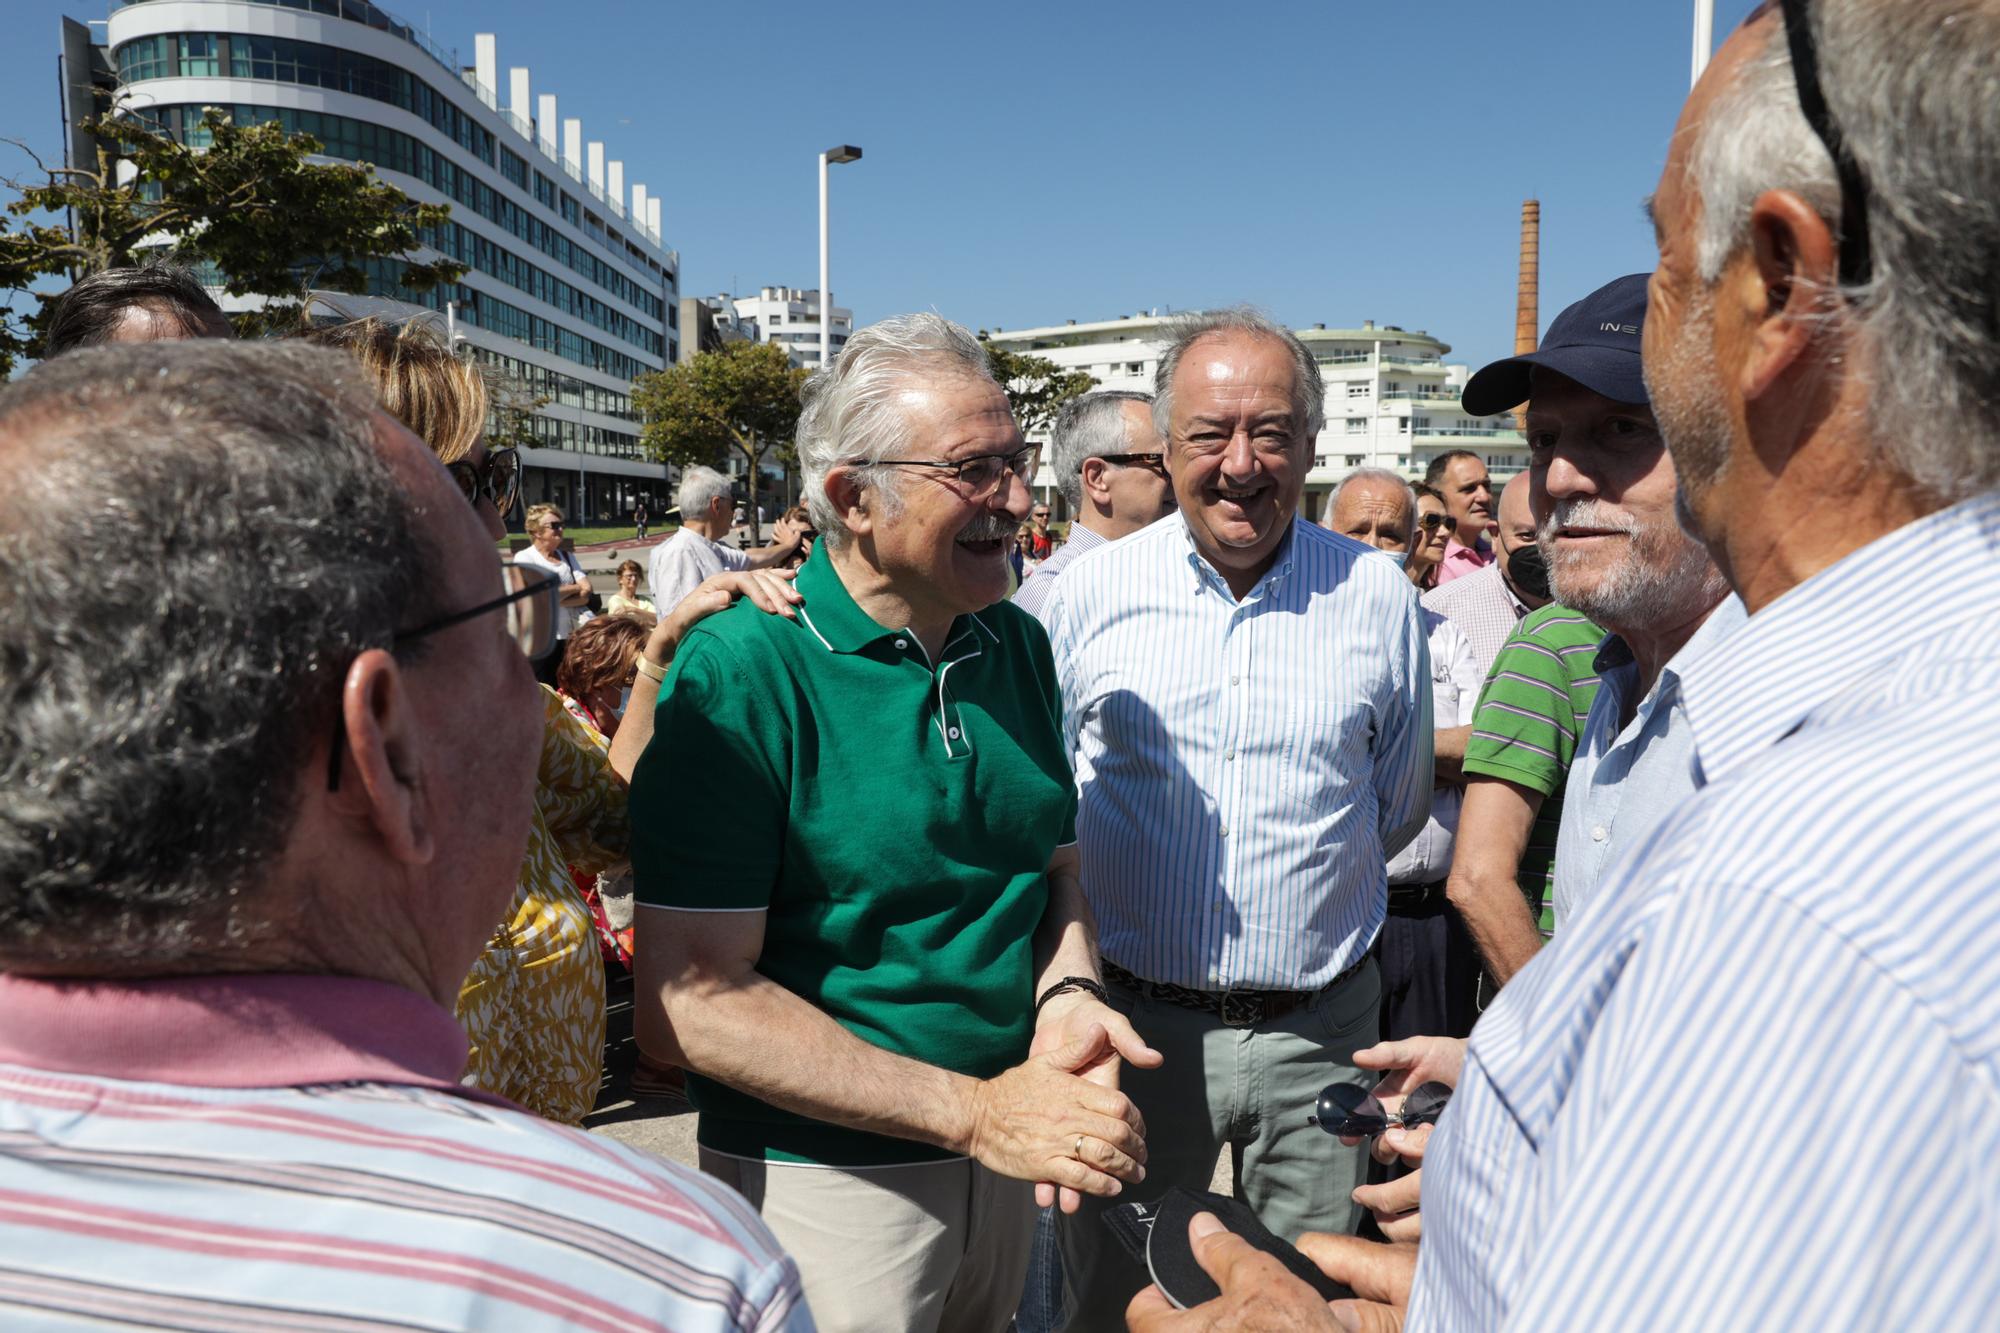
[1692,0,1716,86]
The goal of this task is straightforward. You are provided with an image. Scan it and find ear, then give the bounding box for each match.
[330,648,436,867]
[1735,187,1842,402]
[822,465,874,542]
[1080,457,1113,506]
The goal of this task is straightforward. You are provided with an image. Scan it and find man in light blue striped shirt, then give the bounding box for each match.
[1127,7,2000,1329]
[1047,309,1431,1327]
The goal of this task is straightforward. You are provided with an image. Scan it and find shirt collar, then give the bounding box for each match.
[1178,514,1299,602]
[793,539,993,659]
[0,973,473,1092]
[1062,523,1110,556]
[1680,495,2000,784]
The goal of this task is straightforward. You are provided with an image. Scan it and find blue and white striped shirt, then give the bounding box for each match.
[1045,516,1432,991]
[1413,492,2000,1330]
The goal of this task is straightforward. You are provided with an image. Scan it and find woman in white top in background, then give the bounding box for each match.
[514,503,593,685]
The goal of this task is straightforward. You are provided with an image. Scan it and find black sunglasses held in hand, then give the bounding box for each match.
[1309,1080,1452,1137]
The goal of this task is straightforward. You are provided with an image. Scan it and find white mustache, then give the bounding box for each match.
[957,512,1018,542]
[1539,501,1638,544]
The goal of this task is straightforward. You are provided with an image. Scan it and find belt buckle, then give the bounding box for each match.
[1219,991,1264,1029]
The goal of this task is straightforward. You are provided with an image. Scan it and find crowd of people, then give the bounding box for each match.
[4,2,2000,1328]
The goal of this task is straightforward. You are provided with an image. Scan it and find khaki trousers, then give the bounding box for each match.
[701,1149,1036,1333]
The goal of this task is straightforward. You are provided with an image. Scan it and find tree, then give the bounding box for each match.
[983,343,1098,439]
[632,341,807,543]
[1,109,464,373]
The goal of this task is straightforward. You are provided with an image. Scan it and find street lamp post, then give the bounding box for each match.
[1692,0,1715,86]
[819,145,863,372]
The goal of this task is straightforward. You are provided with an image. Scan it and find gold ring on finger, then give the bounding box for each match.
[1075,1134,1085,1160]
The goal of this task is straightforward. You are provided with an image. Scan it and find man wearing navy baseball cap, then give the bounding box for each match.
[1445,273,1740,994]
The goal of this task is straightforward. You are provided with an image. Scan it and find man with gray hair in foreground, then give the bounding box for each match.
[1012,389,1175,621]
[647,463,805,615]
[0,341,808,1331]
[1136,3,2000,1327]
[628,313,1158,1331]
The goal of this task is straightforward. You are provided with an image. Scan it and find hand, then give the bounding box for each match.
[1349,1124,1429,1240]
[1126,1212,1345,1331]
[1353,1036,1464,1100]
[965,1024,1148,1204]
[1299,1234,1416,1333]
[1028,994,1162,1211]
[771,516,804,551]
[652,569,801,658]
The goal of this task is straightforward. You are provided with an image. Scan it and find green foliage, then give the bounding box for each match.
[1,109,464,373]
[983,344,1099,437]
[632,341,808,539]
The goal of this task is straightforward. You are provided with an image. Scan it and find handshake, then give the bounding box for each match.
[1126,1034,1466,1332]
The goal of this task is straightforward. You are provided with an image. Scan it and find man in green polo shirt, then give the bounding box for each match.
[628,313,1159,1333]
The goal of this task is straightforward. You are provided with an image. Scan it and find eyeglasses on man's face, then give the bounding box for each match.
[872,445,1041,501]
[325,561,559,791]
[446,446,521,517]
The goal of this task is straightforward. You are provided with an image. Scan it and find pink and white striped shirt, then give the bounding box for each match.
[0,973,811,1332]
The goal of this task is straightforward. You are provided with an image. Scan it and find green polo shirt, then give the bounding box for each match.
[1461,604,1604,936]
[629,541,1077,1167]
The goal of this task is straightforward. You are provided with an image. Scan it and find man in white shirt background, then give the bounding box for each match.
[648,466,804,616]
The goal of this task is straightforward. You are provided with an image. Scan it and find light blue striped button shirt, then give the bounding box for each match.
[1412,493,2000,1330]
[1045,516,1432,991]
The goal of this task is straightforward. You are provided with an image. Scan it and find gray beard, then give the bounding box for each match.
[1541,498,1728,632]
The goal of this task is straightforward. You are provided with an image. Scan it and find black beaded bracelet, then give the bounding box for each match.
[1034,975,1110,1022]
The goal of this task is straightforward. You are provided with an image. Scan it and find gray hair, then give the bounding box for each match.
[796,312,998,546]
[1051,390,1154,510]
[1330,468,1418,523]
[0,341,439,971]
[675,464,734,520]
[1152,308,1326,445]
[1691,3,2000,500]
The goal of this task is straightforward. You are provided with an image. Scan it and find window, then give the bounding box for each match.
[770,312,782,324]
[1345,418,1366,435]
[1345,455,1364,468]
[499,148,528,189]
[1412,416,1432,430]
[178,34,219,76]
[1346,382,1369,399]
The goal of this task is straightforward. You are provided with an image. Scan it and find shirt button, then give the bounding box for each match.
[1225,747,1236,761]
[1591,825,1608,842]
[1230,675,1240,686]
[947,727,961,740]
[894,637,908,649]
[1219,825,1230,838]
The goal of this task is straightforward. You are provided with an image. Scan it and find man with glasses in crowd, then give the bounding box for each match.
[1013,390,1176,621]
[629,314,1157,1331]
[0,341,809,1331]
[1044,309,1432,1328]
[1133,2,2000,1326]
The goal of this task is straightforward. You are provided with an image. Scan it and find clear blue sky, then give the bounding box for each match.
[3,0,1761,371]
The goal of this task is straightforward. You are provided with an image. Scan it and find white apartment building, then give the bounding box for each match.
[98,0,682,526]
[730,287,853,370]
[983,314,1527,522]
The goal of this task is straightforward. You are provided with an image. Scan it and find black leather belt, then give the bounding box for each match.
[1102,956,1366,1030]
[1387,879,1449,915]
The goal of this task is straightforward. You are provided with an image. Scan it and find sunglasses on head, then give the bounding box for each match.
[446,447,521,516]
[1773,0,1872,286]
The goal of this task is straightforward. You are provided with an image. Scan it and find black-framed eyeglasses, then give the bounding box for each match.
[1777,0,1872,287]
[1419,512,1459,533]
[446,446,521,517]
[1097,451,1170,478]
[326,561,559,791]
[1308,1080,1452,1138]
[872,445,1041,501]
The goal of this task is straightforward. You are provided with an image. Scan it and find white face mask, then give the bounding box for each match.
[611,687,631,721]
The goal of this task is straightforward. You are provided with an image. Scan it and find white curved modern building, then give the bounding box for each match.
[98,0,680,525]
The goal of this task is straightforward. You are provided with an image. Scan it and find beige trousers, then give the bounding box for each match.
[700,1149,1036,1333]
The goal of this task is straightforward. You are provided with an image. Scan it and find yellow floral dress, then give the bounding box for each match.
[456,687,628,1123]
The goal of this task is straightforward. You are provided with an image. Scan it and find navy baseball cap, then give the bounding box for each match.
[1460,273,1651,415]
